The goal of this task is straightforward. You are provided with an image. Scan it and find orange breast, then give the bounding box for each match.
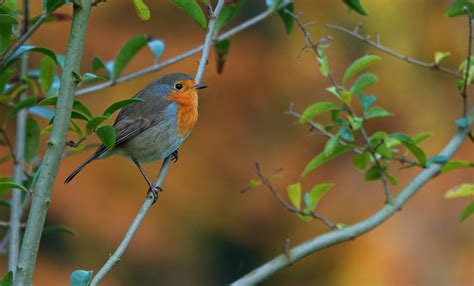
[167,89,199,137]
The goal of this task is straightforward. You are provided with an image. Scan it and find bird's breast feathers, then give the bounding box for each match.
[166,89,198,137]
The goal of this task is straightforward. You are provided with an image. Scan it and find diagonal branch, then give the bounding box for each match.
[325,23,462,78]
[75,0,293,96]
[231,104,474,286]
[87,1,226,285]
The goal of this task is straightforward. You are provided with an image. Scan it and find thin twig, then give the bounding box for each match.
[0,13,47,67]
[88,1,226,284]
[254,162,337,230]
[75,0,293,96]
[461,7,473,117]
[325,23,461,78]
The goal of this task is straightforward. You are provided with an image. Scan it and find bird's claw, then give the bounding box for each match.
[171,150,178,163]
[147,186,163,204]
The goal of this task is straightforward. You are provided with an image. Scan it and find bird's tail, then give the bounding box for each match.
[64,154,98,184]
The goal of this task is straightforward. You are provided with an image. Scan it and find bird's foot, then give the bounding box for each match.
[147,185,163,204]
[171,150,178,163]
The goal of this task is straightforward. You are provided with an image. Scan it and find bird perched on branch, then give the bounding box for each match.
[64,73,207,202]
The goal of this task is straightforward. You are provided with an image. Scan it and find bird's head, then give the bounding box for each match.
[156,73,207,106]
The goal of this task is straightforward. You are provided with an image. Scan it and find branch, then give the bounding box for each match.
[231,105,474,285]
[253,162,336,230]
[0,13,47,67]
[75,0,292,96]
[8,0,30,273]
[461,7,472,117]
[325,23,462,78]
[14,1,94,285]
[88,1,226,284]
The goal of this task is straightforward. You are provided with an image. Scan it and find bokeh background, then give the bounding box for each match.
[0,0,473,285]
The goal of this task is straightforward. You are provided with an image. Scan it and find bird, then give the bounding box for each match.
[64,73,207,202]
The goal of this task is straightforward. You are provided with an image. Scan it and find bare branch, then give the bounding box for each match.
[325,23,461,78]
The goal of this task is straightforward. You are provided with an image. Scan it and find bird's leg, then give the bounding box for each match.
[133,159,162,204]
[171,149,179,163]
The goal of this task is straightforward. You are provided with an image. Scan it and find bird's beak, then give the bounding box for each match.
[193,84,208,90]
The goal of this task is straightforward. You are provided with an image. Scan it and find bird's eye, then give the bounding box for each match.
[175,83,183,90]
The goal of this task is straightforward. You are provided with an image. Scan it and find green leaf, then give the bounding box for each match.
[39,55,56,94]
[81,73,108,84]
[441,160,474,173]
[71,111,90,122]
[317,46,330,77]
[0,24,12,54]
[215,0,245,32]
[302,145,353,177]
[0,14,18,24]
[343,55,381,84]
[0,182,28,195]
[38,96,58,106]
[460,201,474,222]
[324,135,339,157]
[359,94,376,113]
[366,106,393,119]
[6,46,57,70]
[337,126,354,142]
[0,271,13,286]
[24,118,40,164]
[4,96,37,127]
[445,0,474,17]
[445,184,474,199]
[86,116,110,134]
[43,225,75,236]
[287,182,302,209]
[112,34,149,79]
[170,0,207,29]
[147,39,165,60]
[349,72,378,95]
[386,173,399,186]
[413,132,433,144]
[44,0,66,14]
[70,270,93,286]
[300,102,340,123]
[390,133,427,165]
[434,51,451,64]
[376,142,393,159]
[0,67,17,94]
[353,152,370,170]
[341,90,352,106]
[133,0,151,21]
[342,0,368,15]
[246,178,261,189]
[96,125,116,150]
[348,115,363,131]
[92,56,109,75]
[103,98,144,117]
[277,2,294,34]
[304,183,334,211]
[364,165,384,181]
[73,100,92,119]
[214,39,231,74]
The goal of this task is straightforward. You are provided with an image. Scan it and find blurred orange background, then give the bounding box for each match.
[0,0,473,285]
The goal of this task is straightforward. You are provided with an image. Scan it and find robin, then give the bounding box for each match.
[64,73,207,202]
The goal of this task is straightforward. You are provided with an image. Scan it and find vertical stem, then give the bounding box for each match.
[8,0,29,273]
[14,1,93,285]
